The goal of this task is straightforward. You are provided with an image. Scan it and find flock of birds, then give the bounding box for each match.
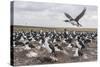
[13,29,97,62]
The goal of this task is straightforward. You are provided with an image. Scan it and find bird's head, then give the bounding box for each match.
[64,20,69,22]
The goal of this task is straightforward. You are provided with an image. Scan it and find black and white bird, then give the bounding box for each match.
[64,8,86,27]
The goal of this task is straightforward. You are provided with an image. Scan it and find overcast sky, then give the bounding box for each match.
[13,1,98,28]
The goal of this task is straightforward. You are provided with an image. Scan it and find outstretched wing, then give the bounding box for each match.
[75,8,86,22]
[64,12,73,20]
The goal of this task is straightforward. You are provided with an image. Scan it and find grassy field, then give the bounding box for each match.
[12,25,97,32]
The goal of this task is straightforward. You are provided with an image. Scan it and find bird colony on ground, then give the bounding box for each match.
[12,29,97,65]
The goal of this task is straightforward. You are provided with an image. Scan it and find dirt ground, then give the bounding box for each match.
[13,40,97,66]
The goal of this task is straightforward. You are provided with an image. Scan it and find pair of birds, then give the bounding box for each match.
[64,8,86,27]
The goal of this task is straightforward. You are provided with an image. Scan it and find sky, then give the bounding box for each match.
[13,1,98,28]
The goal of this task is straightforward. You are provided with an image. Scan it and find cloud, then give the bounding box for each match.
[13,1,98,28]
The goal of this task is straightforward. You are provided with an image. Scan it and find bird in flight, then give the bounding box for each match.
[64,8,86,27]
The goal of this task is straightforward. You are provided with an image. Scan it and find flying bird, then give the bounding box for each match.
[64,8,86,27]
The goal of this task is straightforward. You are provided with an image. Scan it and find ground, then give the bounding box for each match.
[13,40,97,66]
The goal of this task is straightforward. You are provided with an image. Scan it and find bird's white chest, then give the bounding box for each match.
[31,38,36,42]
[75,41,82,49]
[62,39,66,43]
[39,39,42,44]
[53,39,56,43]
[55,47,61,51]
[44,37,52,53]
[20,36,24,42]
[73,48,79,57]
[70,21,77,25]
